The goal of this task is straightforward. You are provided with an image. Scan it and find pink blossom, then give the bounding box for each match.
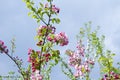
[52,5,60,13]
[68,51,81,67]
[67,40,94,78]
[45,3,49,8]
[0,40,9,54]
[47,32,69,46]
[86,59,94,65]
[45,3,60,13]
[76,44,85,57]
[37,26,48,36]
[43,53,51,62]
[30,70,43,80]
[28,56,32,62]
[74,72,79,78]
[37,26,56,37]
[74,70,83,78]
[0,40,4,45]
[50,26,56,34]
[36,51,41,54]
[28,48,33,55]
[55,32,69,46]
[47,36,53,41]
[36,40,43,46]
[30,73,36,80]
[74,64,90,78]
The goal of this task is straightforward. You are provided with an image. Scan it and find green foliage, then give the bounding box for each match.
[23,0,60,25]
[51,18,60,24]
[98,50,116,75]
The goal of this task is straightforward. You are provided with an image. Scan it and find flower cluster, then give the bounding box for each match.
[0,40,9,54]
[66,41,94,78]
[28,48,52,73]
[55,32,69,46]
[37,26,56,46]
[102,71,120,80]
[52,5,60,13]
[47,32,69,46]
[37,26,49,36]
[74,63,89,78]
[13,56,23,67]
[67,51,91,78]
[30,70,43,80]
[76,42,85,57]
[43,53,51,62]
[67,51,81,66]
[28,48,41,72]
[37,26,56,36]
[45,3,60,13]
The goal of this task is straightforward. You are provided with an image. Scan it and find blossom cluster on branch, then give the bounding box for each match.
[66,40,94,79]
[0,40,8,54]
[102,71,120,80]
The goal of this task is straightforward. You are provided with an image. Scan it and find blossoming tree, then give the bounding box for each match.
[0,0,120,80]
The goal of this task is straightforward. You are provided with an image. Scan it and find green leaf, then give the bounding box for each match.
[51,18,60,24]
[32,15,37,19]
[37,19,40,23]
[39,2,44,8]
[37,8,42,14]
[56,18,60,24]
[42,46,47,52]
[28,12,32,16]
[55,58,58,64]
[8,71,15,75]
[42,11,49,17]
[47,0,51,2]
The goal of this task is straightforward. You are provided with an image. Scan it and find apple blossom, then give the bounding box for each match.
[30,70,43,80]
[0,40,8,54]
[55,32,69,46]
[52,5,60,13]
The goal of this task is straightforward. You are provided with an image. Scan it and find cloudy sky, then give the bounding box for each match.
[0,0,120,79]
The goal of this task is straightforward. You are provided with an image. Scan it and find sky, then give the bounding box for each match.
[0,0,120,80]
